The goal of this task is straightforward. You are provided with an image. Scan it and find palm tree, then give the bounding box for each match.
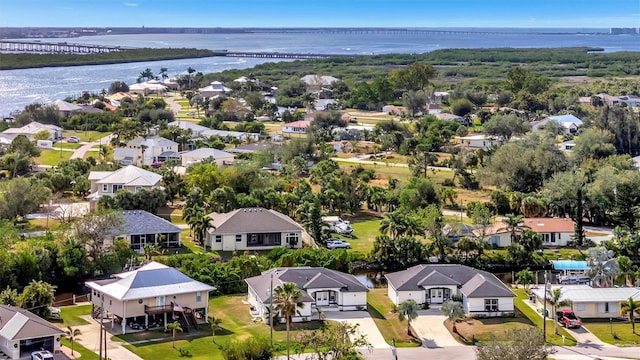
[207,316,222,343]
[65,326,81,356]
[397,299,419,336]
[159,67,168,80]
[368,186,388,216]
[621,297,640,334]
[139,144,148,166]
[302,92,316,113]
[441,301,465,333]
[192,213,214,248]
[183,203,203,237]
[167,321,183,348]
[187,67,196,88]
[273,282,305,360]
[498,214,529,244]
[546,288,572,335]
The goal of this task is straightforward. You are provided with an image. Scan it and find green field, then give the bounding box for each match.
[35,149,72,166]
[60,304,92,326]
[62,130,109,142]
[52,142,82,150]
[583,320,640,345]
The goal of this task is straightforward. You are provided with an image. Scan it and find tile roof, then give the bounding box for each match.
[0,305,64,341]
[114,210,181,235]
[245,267,368,304]
[85,261,215,300]
[386,264,514,298]
[523,218,574,233]
[207,207,303,234]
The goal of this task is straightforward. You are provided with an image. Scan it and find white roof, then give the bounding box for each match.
[51,99,81,112]
[85,261,215,301]
[91,165,162,186]
[129,82,167,91]
[300,75,339,86]
[458,134,498,141]
[128,136,178,149]
[183,148,234,159]
[2,121,62,135]
[167,121,209,134]
[531,285,640,303]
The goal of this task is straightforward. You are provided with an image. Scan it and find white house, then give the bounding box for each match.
[386,264,515,317]
[206,208,306,251]
[181,148,235,167]
[166,121,259,141]
[245,267,369,323]
[108,210,182,252]
[87,165,163,210]
[114,136,179,166]
[0,305,65,359]
[530,285,640,319]
[199,81,232,98]
[482,217,576,248]
[457,134,503,149]
[531,114,583,135]
[129,81,167,95]
[85,262,215,334]
[282,121,310,135]
[2,121,63,141]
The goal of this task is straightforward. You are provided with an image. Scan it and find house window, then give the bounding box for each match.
[215,235,222,243]
[576,303,585,311]
[236,234,242,242]
[196,291,201,302]
[113,184,123,192]
[102,184,109,192]
[484,299,499,311]
[285,233,299,247]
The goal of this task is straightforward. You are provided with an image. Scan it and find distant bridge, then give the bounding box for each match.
[210,50,357,59]
[0,40,132,53]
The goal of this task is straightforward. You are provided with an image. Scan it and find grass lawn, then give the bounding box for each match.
[52,142,82,150]
[122,294,326,360]
[447,312,535,344]
[338,162,413,182]
[60,304,92,326]
[27,217,62,231]
[541,248,586,261]
[513,289,577,346]
[61,337,100,360]
[583,321,640,345]
[62,130,109,142]
[35,149,72,166]
[330,215,381,255]
[367,288,421,347]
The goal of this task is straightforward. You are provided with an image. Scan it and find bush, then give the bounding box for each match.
[442,178,455,187]
[221,336,272,360]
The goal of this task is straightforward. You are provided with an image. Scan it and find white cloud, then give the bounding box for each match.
[123,2,138,7]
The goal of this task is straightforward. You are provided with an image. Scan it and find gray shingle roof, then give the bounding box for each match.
[386,264,514,298]
[0,305,64,341]
[208,208,303,234]
[114,210,181,235]
[245,267,368,304]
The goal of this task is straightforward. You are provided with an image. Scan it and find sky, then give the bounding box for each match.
[0,0,639,28]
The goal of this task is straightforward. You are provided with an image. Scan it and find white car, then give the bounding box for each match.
[326,239,351,249]
[334,222,354,235]
[31,350,54,360]
[67,136,80,143]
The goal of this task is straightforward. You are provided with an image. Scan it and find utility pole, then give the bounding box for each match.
[270,270,274,347]
[543,271,548,343]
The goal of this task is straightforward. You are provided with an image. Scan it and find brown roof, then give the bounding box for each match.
[0,305,64,341]
[523,217,574,233]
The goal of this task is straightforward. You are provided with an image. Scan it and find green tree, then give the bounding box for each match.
[19,280,56,319]
[477,328,555,360]
[390,62,436,91]
[402,90,428,117]
[207,316,222,343]
[295,322,370,360]
[408,143,438,178]
[192,213,214,248]
[498,214,527,244]
[108,81,129,94]
[572,128,616,164]
[0,177,51,221]
[167,321,183,348]
[546,288,572,335]
[397,299,419,336]
[65,326,81,356]
[0,286,19,305]
[516,268,535,290]
[370,235,427,269]
[441,300,465,332]
[451,98,474,117]
[621,298,640,334]
[273,282,305,360]
[484,113,530,141]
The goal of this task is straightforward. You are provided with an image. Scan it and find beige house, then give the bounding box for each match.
[386,264,515,317]
[181,148,234,167]
[283,120,310,135]
[531,285,640,319]
[87,165,163,210]
[206,208,306,251]
[245,267,368,323]
[0,305,65,359]
[85,262,215,334]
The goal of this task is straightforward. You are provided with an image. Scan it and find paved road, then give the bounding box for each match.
[70,134,113,160]
[563,326,609,348]
[324,311,390,349]
[165,95,183,115]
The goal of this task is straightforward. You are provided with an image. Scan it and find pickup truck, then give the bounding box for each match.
[557,309,582,328]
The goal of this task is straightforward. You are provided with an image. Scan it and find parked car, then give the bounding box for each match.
[326,239,351,249]
[557,309,582,328]
[151,161,164,168]
[31,351,54,360]
[67,136,80,143]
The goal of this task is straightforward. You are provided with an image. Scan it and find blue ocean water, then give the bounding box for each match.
[1,29,638,115]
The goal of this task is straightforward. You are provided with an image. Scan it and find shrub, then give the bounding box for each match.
[221,336,272,360]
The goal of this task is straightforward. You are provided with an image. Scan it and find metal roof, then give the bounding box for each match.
[531,285,640,303]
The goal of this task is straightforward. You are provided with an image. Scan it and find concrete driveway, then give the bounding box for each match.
[323,311,390,349]
[563,325,609,348]
[71,315,143,360]
[411,308,461,348]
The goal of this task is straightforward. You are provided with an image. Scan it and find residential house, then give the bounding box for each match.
[206,207,306,251]
[558,140,576,153]
[457,134,502,149]
[245,267,369,323]
[108,210,181,252]
[129,81,167,95]
[114,136,179,166]
[386,264,515,316]
[0,305,65,359]
[51,99,81,117]
[227,143,274,155]
[2,121,63,141]
[0,133,13,148]
[166,121,259,142]
[481,217,576,248]
[181,148,235,167]
[199,81,232,98]
[85,262,215,334]
[300,75,339,91]
[87,165,163,210]
[531,114,583,134]
[530,285,640,319]
[283,120,310,135]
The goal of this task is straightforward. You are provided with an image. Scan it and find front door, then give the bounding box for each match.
[430,289,444,303]
[315,291,329,306]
